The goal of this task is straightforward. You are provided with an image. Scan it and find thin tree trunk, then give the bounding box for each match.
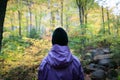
[102,6,105,34]
[0,0,8,53]
[35,14,38,30]
[107,8,110,35]
[61,0,63,27]
[76,0,85,53]
[39,15,41,30]
[10,13,14,30]
[26,13,29,36]
[79,7,82,27]
[113,16,116,36]
[51,11,55,28]
[66,14,69,32]
[18,10,22,36]
[17,0,22,36]
[85,0,87,25]
[81,6,84,25]
[116,16,119,35]
[85,14,87,25]
[26,0,29,36]
[29,6,32,31]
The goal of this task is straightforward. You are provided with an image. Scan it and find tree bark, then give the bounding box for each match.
[26,12,29,36]
[10,12,14,31]
[102,6,105,34]
[51,11,55,28]
[18,10,22,36]
[116,16,119,35]
[29,6,32,31]
[85,13,87,25]
[61,0,64,27]
[26,0,29,36]
[65,14,69,32]
[0,0,8,53]
[17,0,22,36]
[35,14,38,30]
[107,8,110,35]
[39,14,42,32]
[76,0,86,53]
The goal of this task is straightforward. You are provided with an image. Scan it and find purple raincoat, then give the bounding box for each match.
[38,44,84,80]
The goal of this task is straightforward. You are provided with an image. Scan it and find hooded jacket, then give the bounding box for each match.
[38,44,84,80]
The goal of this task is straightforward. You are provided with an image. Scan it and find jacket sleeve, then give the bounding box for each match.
[79,64,85,80]
[38,67,44,80]
[38,60,47,80]
[73,56,85,80]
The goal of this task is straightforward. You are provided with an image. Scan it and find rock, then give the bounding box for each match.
[91,69,106,80]
[87,63,97,71]
[103,48,110,54]
[87,63,106,71]
[94,54,112,60]
[90,49,98,58]
[98,58,111,67]
[96,48,104,55]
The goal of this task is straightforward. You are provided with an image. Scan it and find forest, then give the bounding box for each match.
[0,0,120,80]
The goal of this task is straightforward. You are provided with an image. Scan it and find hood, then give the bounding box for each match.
[46,44,73,69]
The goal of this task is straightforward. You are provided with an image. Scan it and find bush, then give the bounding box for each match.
[110,37,120,65]
[29,28,39,39]
[1,35,31,60]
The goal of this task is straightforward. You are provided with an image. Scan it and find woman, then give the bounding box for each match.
[38,27,84,80]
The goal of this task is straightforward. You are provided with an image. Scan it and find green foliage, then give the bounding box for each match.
[86,34,113,48]
[110,37,120,63]
[0,37,50,79]
[1,35,31,60]
[118,74,120,80]
[28,28,39,39]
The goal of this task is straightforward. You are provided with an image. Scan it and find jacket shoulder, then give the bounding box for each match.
[39,57,48,71]
[72,55,81,65]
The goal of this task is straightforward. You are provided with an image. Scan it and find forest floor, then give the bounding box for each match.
[0,38,51,80]
[0,37,120,80]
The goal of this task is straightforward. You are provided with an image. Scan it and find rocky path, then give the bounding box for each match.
[83,47,119,80]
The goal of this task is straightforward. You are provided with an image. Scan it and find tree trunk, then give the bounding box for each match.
[116,16,119,36]
[0,0,8,53]
[107,8,110,35]
[65,14,69,32]
[81,6,84,25]
[51,11,55,28]
[26,0,29,36]
[35,14,38,30]
[26,12,29,36]
[102,6,105,34]
[85,13,87,25]
[29,6,32,31]
[18,10,22,36]
[76,0,85,54]
[61,0,63,27]
[39,15,42,32]
[10,13,14,31]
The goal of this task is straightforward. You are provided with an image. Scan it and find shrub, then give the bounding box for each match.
[29,28,39,39]
[110,37,120,66]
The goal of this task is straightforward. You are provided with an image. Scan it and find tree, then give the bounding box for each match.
[7,0,16,31]
[101,6,105,34]
[106,8,110,35]
[76,0,94,52]
[0,0,8,53]
[61,0,64,27]
[16,0,23,37]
